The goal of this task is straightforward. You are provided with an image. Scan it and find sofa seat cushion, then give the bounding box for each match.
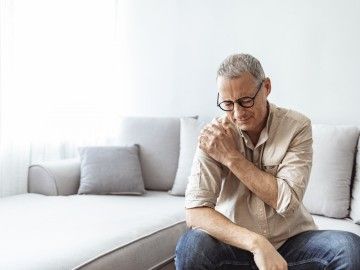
[0,191,186,270]
[312,215,360,236]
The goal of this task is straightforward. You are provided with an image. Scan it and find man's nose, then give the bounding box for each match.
[233,103,246,119]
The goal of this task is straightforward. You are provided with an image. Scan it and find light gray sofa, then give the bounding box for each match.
[0,117,360,270]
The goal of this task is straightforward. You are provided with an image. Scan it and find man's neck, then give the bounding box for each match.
[246,131,261,147]
[245,105,269,146]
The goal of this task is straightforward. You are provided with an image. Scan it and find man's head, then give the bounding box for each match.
[216,54,271,135]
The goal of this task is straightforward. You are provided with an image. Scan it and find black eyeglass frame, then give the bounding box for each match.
[217,79,265,111]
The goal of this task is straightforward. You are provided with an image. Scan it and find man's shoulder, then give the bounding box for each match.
[271,103,311,128]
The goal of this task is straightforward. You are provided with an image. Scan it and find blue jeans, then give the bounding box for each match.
[175,228,360,269]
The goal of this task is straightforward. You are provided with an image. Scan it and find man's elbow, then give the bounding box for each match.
[276,194,301,217]
[185,208,198,228]
[276,179,304,217]
[185,207,212,228]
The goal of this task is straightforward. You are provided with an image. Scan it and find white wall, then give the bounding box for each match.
[120,0,360,125]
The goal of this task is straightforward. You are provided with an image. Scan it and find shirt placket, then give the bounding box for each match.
[253,147,270,237]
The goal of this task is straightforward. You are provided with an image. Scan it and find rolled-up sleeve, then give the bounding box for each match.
[276,120,313,217]
[185,147,223,209]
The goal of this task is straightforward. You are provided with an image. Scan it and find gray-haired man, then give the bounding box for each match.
[175,54,360,269]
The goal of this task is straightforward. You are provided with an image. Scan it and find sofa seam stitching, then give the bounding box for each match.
[72,220,186,269]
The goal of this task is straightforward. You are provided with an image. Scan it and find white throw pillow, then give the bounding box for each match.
[303,125,359,218]
[351,136,360,224]
[169,118,206,196]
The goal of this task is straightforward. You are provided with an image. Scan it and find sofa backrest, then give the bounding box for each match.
[117,117,180,191]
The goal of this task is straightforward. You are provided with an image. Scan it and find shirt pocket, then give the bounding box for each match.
[262,164,279,176]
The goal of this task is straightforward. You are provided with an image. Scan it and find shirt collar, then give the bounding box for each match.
[238,102,273,149]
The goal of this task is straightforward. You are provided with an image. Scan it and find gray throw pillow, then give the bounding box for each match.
[169,117,206,196]
[78,145,145,195]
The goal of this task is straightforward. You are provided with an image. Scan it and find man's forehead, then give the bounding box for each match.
[217,73,257,98]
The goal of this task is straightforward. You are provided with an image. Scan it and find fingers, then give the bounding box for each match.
[199,117,235,149]
[200,124,219,138]
[198,132,209,145]
[205,125,222,135]
[198,135,205,150]
[206,118,228,133]
[198,133,211,152]
[220,116,233,130]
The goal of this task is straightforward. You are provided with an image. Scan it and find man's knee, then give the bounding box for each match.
[327,231,360,269]
[175,228,218,269]
[337,231,360,268]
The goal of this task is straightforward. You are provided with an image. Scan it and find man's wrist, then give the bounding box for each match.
[237,228,262,253]
[224,150,244,168]
[249,233,266,253]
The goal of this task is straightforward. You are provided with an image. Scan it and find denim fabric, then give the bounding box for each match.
[175,229,360,270]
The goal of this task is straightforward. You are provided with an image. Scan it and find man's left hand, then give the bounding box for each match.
[198,117,240,167]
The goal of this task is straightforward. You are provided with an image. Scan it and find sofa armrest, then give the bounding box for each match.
[28,158,81,196]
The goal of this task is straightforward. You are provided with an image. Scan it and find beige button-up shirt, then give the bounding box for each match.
[185,102,317,249]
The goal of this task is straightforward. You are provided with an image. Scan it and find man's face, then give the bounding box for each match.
[217,72,271,134]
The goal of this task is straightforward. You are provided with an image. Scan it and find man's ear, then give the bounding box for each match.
[264,77,271,96]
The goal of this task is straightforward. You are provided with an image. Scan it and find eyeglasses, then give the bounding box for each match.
[217,80,264,111]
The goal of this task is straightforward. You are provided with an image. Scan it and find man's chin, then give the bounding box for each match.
[234,124,249,131]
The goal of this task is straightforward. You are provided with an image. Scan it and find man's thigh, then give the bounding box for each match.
[278,230,360,270]
[175,228,256,270]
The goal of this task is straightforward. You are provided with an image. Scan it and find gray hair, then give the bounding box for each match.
[217,53,265,83]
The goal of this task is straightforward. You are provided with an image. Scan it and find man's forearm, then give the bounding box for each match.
[226,151,278,209]
[186,207,260,252]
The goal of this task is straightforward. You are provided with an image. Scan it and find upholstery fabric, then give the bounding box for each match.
[351,136,360,224]
[117,117,180,190]
[312,215,360,236]
[74,223,184,270]
[0,191,186,270]
[303,125,359,218]
[78,145,145,195]
[170,118,206,196]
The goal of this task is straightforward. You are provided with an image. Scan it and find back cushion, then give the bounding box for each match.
[117,117,180,190]
[170,117,206,196]
[351,136,360,224]
[303,125,359,218]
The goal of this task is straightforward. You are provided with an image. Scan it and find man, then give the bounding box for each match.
[175,54,360,270]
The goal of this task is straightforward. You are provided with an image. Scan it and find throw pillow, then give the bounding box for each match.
[77,145,145,195]
[169,117,206,196]
[351,135,360,224]
[303,125,359,218]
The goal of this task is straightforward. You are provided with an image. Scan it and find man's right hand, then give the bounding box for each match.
[251,235,288,270]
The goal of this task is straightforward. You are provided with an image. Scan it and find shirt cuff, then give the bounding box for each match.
[185,190,217,209]
[276,178,294,217]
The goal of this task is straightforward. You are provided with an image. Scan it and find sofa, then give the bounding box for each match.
[0,116,360,270]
